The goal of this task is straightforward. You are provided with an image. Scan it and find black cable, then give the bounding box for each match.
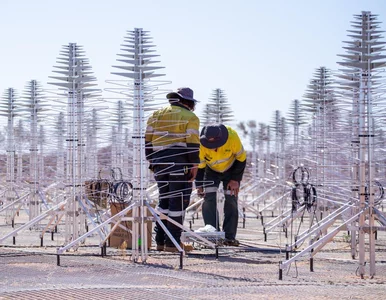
[304,184,317,212]
[365,181,384,206]
[292,166,310,185]
[291,185,299,212]
[295,208,307,240]
[110,181,133,203]
[286,165,318,278]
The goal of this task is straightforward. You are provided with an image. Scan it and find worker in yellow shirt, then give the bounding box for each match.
[145,87,199,252]
[195,124,247,246]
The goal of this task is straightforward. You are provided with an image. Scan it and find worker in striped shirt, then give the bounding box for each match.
[145,87,200,252]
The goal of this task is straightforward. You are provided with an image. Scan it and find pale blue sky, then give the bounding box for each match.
[0,0,385,127]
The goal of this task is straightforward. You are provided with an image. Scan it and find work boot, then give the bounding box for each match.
[164,243,194,253]
[223,239,240,247]
[156,244,164,251]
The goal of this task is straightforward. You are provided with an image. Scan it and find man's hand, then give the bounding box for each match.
[188,165,198,182]
[227,180,240,197]
[196,186,205,198]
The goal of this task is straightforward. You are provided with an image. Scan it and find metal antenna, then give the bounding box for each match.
[56,30,201,264]
[85,109,99,180]
[201,88,234,125]
[49,43,100,245]
[111,126,118,169]
[271,111,288,181]
[201,104,212,126]
[272,111,282,180]
[279,117,287,180]
[111,28,165,261]
[243,120,258,182]
[235,120,264,225]
[279,11,386,279]
[336,11,386,278]
[20,80,49,221]
[68,28,168,262]
[0,88,18,224]
[38,125,45,195]
[55,112,66,190]
[0,45,103,247]
[287,99,307,166]
[301,67,337,222]
[124,128,131,179]
[110,100,128,173]
[266,125,271,177]
[103,28,216,264]
[257,123,267,183]
[241,115,291,238]
[14,119,25,185]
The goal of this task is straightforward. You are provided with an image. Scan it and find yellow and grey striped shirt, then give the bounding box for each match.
[198,126,246,174]
[145,103,200,163]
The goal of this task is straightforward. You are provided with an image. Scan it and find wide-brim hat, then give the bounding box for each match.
[166,87,198,102]
[200,124,229,149]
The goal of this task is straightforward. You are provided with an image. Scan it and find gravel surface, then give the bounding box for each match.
[1,210,386,299]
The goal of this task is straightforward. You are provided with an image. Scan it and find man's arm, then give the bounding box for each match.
[230,160,246,182]
[145,115,155,164]
[195,167,206,197]
[194,145,207,197]
[186,115,200,180]
[229,130,247,182]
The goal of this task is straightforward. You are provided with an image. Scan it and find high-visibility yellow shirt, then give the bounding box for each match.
[145,103,200,155]
[198,126,246,173]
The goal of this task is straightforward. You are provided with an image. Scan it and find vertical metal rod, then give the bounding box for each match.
[310,257,314,272]
[365,13,376,278]
[279,263,283,280]
[242,207,246,228]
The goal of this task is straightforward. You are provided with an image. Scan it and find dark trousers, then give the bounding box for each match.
[154,163,192,247]
[202,167,239,240]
